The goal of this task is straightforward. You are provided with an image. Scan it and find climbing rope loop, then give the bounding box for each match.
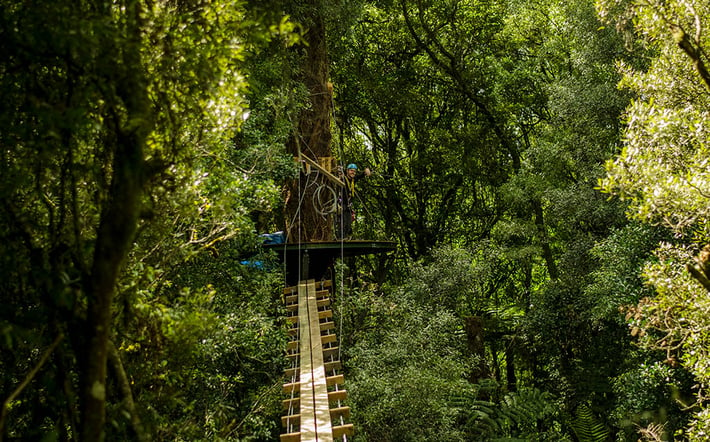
[312,183,339,217]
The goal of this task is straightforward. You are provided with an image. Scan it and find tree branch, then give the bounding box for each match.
[0,334,64,440]
[107,340,149,442]
[672,26,710,91]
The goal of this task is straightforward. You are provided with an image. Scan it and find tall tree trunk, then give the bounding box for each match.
[533,200,558,280]
[505,341,517,392]
[80,3,150,437]
[464,316,490,383]
[284,2,334,242]
[81,130,145,441]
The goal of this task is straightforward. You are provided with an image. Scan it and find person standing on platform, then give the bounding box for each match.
[336,163,370,240]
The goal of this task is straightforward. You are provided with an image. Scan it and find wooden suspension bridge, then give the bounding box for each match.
[267,242,394,441]
[268,146,394,440]
[281,279,351,441]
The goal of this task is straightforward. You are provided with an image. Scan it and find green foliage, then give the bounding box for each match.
[0,0,295,439]
[611,361,693,440]
[452,385,568,441]
[111,239,288,440]
[330,0,515,257]
[598,0,710,239]
[340,285,471,441]
[585,223,664,323]
[571,403,610,442]
[597,0,710,437]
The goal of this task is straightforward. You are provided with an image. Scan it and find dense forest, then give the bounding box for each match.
[1,0,709,440]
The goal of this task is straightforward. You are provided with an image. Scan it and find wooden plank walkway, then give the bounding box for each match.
[281,280,354,442]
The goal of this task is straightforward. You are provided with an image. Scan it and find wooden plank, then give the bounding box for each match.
[332,424,354,438]
[321,334,337,345]
[330,406,350,420]
[322,347,339,359]
[283,397,300,410]
[283,381,300,394]
[324,361,342,372]
[320,321,335,332]
[282,409,350,428]
[326,374,344,387]
[282,413,301,427]
[301,279,333,442]
[282,278,351,441]
[328,390,347,403]
[288,280,335,442]
[300,155,345,188]
[297,280,317,439]
[280,432,300,442]
[317,279,332,289]
[284,375,344,394]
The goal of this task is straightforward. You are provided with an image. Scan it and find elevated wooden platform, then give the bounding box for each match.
[264,240,395,284]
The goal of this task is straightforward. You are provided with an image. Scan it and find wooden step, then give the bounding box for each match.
[287,297,329,310]
[281,407,350,428]
[283,280,330,296]
[326,374,345,387]
[282,374,345,394]
[283,286,298,295]
[322,347,340,359]
[324,360,342,372]
[283,397,299,410]
[321,334,337,344]
[333,423,354,438]
[315,279,332,290]
[317,297,331,307]
[289,312,332,325]
[281,413,301,428]
[282,390,348,410]
[330,406,350,421]
[286,347,340,361]
[279,431,300,442]
[328,389,347,403]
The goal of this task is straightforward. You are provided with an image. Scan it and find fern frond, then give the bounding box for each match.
[571,403,610,442]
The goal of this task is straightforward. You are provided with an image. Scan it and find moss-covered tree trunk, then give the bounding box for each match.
[284,2,334,242]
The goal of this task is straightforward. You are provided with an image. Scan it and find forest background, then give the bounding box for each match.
[1,0,709,440]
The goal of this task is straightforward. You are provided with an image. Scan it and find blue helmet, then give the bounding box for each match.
[346,163,358,170]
